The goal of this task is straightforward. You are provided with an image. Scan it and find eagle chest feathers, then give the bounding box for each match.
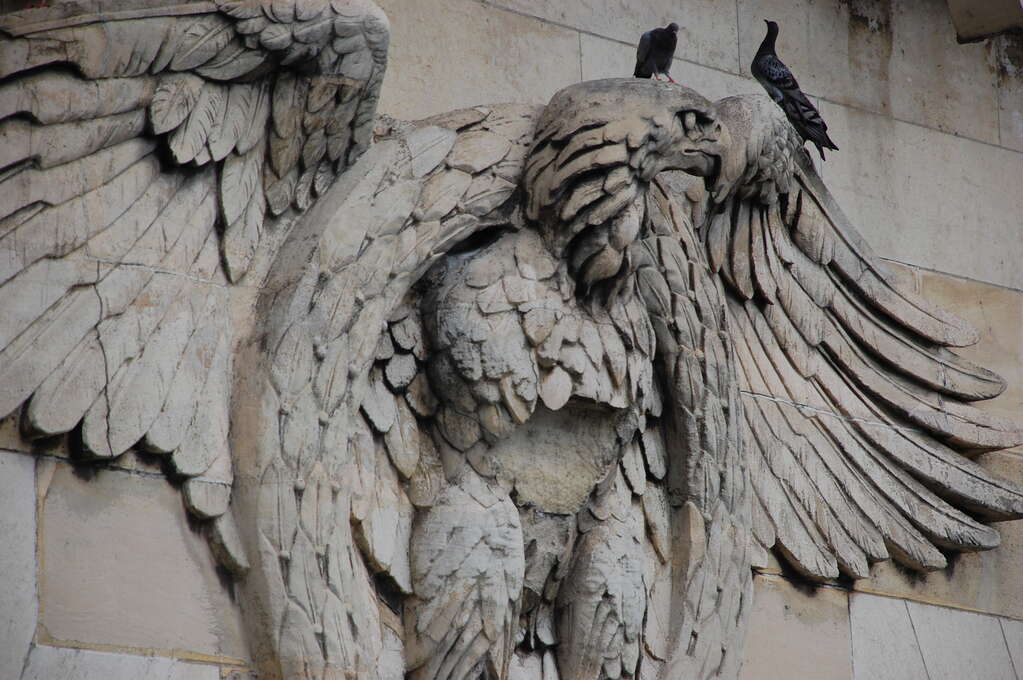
[411,146,747,677]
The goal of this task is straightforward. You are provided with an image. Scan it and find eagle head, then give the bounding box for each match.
[524,78,731,287]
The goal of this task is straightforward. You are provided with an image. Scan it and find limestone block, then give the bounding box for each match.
[376,0,580,120]
[888,263,1023,419]
[906,600,1016,680]
[580,34,761,103]
[848,593,928,680]
[492,0,740,72]
[740,0,999,143]
[738,575,852,680]
[854,450,1023,621]
[21,646,219,680]
[818,99,1023,290]
[995,34,1023,153]
[886,0,999,144]
[804,0,895,116]
[0,451,36,679]
[39,462,248,661]
[1002,617,1023,672]
[948,0,1023,40]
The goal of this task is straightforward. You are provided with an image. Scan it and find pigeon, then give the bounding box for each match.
[751,20,838,159]
[634,23,679,82]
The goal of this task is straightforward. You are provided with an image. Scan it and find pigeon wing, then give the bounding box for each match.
[634,30,654,78]
[758,55,838,154]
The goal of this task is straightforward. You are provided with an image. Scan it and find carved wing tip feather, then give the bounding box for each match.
[708,95,1023,583]
[793,155,981,349]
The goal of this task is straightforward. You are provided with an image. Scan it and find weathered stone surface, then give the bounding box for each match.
[854,450,1023,621]
[890,264,1023,417]
[356,445,414,594]
[0,452,36,679]
[819,99,1023,290]
[415,168,472,221]
[847,268,1023,620]
[538,366,572,411]
[948,0,1023,40]
[995,35,1023,153]
[485,403,620,514]
[852,589,1023,680]
[39,462,248,661]
[1002,617,1023,672]
[376,0,581,120]
[848,593,929,680]
[21,646,220,680]
[907,600,1017,680]
[884,0,999,144]
[405,125,458,178]
[739,576,852,680]
[385,351,418,391]
[496,0,740,73]
[405,373,439,418]
[447,130,512,174]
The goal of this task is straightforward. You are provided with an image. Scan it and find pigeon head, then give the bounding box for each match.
[667,22,679,32]
[525,78,732,287]
[763,20,779,39]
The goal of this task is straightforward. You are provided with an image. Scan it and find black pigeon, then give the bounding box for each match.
[634,23,679,82]
[751,20,838,159]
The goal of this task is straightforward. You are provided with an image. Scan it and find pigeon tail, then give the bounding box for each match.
[800,119,839,160]
[814,132,839,160]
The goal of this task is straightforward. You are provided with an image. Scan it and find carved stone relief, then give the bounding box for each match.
[2,2,1022,679]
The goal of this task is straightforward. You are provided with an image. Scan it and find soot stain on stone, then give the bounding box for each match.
[840,0,892,34]
[840,0,894,113]
[989,31,1023,84]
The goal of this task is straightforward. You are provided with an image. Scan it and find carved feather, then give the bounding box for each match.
[221,143,267,279]
[0,2,390,618]
[706,95,1023,583]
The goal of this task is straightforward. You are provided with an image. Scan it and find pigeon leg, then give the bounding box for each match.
[667,75,676,83]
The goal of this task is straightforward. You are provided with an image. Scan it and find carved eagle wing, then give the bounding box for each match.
[0,0,388,566]
[242,104,539,677]
[709,95,1023,579]
[519,80,1023,680]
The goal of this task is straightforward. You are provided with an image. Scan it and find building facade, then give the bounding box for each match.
[1,1,1022,678]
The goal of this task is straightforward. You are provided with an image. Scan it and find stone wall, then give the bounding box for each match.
[1,1,1022,678]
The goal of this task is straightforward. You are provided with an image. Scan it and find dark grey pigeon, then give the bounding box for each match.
[634,23,679,82]
[751,20,838,159]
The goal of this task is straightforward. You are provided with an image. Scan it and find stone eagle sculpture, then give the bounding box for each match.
[2,2,1022,680]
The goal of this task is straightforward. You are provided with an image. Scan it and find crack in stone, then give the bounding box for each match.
[91,267,116,458]
[739,389,926,434]
[77,254,235,289]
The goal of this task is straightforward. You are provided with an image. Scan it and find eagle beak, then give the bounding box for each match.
[710,124,741,202]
